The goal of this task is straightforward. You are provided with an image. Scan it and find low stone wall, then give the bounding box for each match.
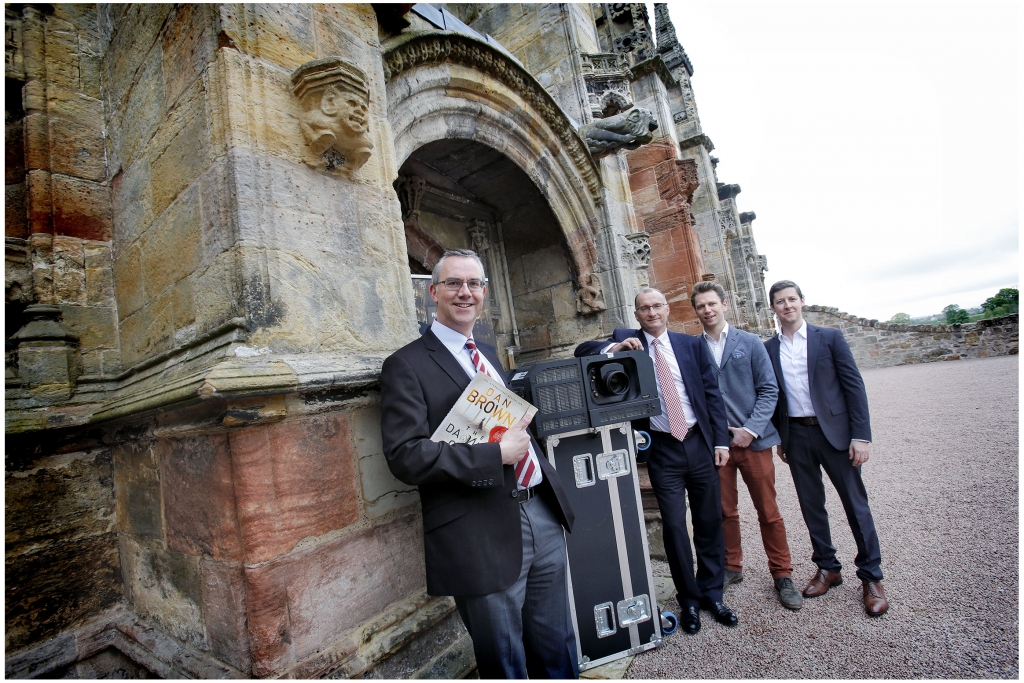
[802,305,1019,369]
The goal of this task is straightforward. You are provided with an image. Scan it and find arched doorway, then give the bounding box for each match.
[396,139,587,368]
[385,33,618,367]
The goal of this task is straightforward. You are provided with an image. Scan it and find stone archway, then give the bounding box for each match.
[384,33,613,363]
[395,138,593,367]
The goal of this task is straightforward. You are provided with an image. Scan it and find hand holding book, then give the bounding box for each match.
[493,414,534,465]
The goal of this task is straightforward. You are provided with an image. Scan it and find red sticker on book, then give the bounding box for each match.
[488,426,508,443]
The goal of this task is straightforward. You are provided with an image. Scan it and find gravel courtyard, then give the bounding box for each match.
[628,355,1019,679]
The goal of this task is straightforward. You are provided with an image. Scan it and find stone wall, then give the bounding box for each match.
[5,428,122,655]
[803,305,1019,369]
[625,141,704,334]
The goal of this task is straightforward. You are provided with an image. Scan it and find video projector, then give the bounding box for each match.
[508,350,662,438]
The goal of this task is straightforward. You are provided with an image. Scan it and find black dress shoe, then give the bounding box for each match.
[701,600,739,627]
[680,605,701,634]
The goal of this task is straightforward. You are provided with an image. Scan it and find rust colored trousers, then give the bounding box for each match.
[719,446,793,579]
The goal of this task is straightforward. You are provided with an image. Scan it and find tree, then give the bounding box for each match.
[943,304,969,324]
[887,312,911,324]
[981,288,1019,317]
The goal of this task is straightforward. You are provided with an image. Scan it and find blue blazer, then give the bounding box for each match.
[706,327,780,452]
[576,329,730,454]
[764,324,872,453]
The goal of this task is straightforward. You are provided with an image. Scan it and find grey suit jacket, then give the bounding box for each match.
[705,326,780,452]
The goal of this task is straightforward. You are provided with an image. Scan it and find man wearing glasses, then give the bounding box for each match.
[575,288,734,635]
[380,249,578,678]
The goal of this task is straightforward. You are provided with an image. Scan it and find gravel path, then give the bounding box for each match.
[627,355,1019,679]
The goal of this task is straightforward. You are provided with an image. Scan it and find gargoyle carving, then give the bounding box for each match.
[576,273,607,315]
[291,57,373,172]
[578,107,658,157]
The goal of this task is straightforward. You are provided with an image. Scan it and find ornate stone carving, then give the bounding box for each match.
[382,33,601,205]
[654,3,693,76]
[576,272,607,315]
[291,57,373,172]
[581,52,634,118]
[623,232,651,268]
[395,174,426,220]
[466,219,489,254]
[608,5,656,63]
[579,107,658,157]
[719,212,738,239]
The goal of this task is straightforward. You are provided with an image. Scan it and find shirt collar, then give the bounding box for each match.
[703,322,729,344]
[778,320,808,343]
[643,329,670,347]
[431,319,471,355]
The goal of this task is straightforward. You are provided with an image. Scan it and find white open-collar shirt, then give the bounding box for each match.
[778,320,816,418]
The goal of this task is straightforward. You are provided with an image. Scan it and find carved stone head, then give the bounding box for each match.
[291,57,373,172]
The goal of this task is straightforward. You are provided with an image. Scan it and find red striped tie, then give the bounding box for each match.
[652,338,689,441]
[466,338,538,488]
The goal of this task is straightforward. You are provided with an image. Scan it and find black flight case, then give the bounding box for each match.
[544,422,662,671]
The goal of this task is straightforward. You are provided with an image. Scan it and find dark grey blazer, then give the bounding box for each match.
[706,326,780,452]
[764,323,872,453]
[380,329,575,597]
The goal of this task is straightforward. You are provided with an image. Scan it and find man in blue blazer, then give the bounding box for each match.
[691,281,802,612]
[764,280,888,616]
[575,288,735,634]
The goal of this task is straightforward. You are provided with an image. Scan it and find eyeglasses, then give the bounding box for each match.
[637,303,667,313]
[439,278,485,292]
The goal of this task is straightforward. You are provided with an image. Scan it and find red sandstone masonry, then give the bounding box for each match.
[160,434,245,561]
[244,513,426,677]
[227,413,361,564]
[626,142,704,333]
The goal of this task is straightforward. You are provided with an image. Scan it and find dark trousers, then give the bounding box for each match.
[786,422,883,583]
[720,446,793,578]
[453,495,578,679]
[646,427,725,609]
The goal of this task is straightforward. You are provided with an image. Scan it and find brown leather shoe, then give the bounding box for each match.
[862,581,889,616]
[802,569,843,597]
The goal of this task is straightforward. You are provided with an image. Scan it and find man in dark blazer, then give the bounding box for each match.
[381,249,578,678]
[575,287,735,635]
[764,280,888,616]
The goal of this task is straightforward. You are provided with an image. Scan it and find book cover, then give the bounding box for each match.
[430,372,537,446]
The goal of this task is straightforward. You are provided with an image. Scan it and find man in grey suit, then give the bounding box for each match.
[764,280,888,617]
[691,281,802,611]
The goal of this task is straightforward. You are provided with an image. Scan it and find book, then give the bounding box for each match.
[430,372,537,446]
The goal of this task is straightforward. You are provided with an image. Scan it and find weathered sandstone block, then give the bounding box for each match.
[228,413,360,563]
[159,434,244,561]
[244,512,426,676]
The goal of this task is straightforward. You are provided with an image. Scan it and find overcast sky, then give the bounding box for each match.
[656,1,1019,320]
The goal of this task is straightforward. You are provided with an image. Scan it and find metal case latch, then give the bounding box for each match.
[596,449,630,480]
[617,594,652,627]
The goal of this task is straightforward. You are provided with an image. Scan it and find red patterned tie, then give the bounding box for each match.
[466,339,539,488]
[652,338,689,441]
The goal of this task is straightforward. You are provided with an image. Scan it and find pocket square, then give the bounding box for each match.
[730,350,746,359]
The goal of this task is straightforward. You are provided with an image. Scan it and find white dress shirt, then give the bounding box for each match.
[430,320,542,487]
[778,321,815,417]
[703,322,730,367]
[644,330,698,431]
